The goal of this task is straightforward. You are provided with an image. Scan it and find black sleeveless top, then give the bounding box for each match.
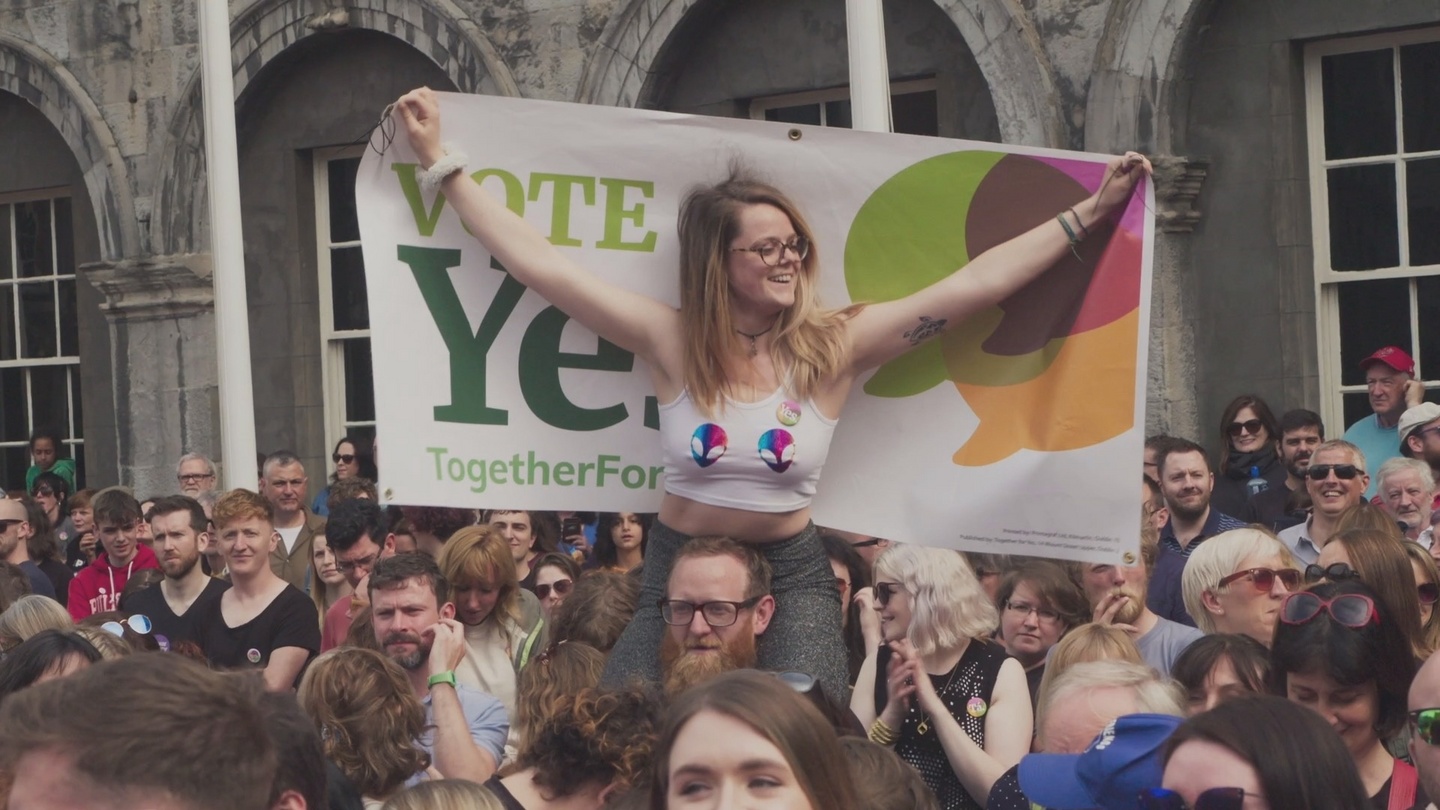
[874,639,1008,810]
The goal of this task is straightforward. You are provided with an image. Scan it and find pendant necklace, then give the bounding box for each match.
[915,658,964,735]
[735,320,777,358]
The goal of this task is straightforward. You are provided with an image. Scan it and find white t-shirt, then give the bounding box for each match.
[276,524,303,555]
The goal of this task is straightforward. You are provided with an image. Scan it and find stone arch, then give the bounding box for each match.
[576,0,1066,147]
[0,33,137,261]
[152,0,520,256]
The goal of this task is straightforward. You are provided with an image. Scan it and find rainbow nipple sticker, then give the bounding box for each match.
[758,429,796,473]
[777,400,802,426]
[966,697,988,718]
[690,424,729,468]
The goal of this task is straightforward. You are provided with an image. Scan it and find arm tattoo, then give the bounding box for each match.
[903,315,947,345]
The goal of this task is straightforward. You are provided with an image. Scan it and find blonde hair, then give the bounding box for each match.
[381,780,504,810]
[72,626,133,660]
[0,595,72,650]
[297,648,430,799]
[873,546,997,657]
[1035,659,1184,750]
[1181,528,1297,634]
[437,525,522,628]
[677,169,858,416]
[1402,541,1440,655]
[1034,623,1143,715]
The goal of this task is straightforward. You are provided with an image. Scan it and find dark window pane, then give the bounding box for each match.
[0,203,10,279]
[19,281,57,358]
[1419,276,1440,380]
[328,157,362,244]
[70,441,84,489]
[69,366,82,438]
[346,424,376,448]
[764,104,822,126]
[1328,164,1399,271]
[1323,49,1397,159]
[342,339,375,422]
[57,279,77,357]
[52,198,73,276]
[893,90,939,136]
[1408,158,1440,267]
[29,365,70,437]
[1343,392,1374,432]
[330,246,369,331]
[0,285,13,361]
[3,447,28,493]
[1402,41,1440,153]
[1337,277,1411,386]
[1,368,27,443]
[14,201,53,278]
[823,99,853,129]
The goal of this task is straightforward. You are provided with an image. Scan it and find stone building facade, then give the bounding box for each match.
[1,0,1437,494]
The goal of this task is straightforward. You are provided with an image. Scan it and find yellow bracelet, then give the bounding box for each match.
[868,717,899,746]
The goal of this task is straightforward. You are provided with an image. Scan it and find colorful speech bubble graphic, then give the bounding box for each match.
[844,151,1143,465]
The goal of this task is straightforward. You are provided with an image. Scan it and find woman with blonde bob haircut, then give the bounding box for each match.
[1033,623,1143,711]
[1180,527,1299,644]
[394,88,1149,704]
[0,594,72,652]
[298,648,431,807]
[653,669,857,810]
[853,546,1031,809]
[382,780,503,810]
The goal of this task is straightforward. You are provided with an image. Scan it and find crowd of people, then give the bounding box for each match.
[2,88,1438,810]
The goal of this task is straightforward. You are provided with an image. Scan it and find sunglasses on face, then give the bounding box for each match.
[1411,708,1440,745]
[534,579,573,601]
[1139,787,1252,810]
[1280,591,1378,628]
[0,519,22,532]
[1421,582,1440,606]
[333,453,356,464]
[1217,567,1301,592]
[32,488,54,497]
[834,577,851,594]
[874,581,906,607]
[1303,562,1362,583]
[1226,419,1264,438]
[1305,463,1363,481]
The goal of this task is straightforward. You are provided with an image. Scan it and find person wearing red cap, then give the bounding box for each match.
[1343,346,1425,498]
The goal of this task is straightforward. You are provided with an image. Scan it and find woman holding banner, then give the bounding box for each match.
[394,87,1150,702]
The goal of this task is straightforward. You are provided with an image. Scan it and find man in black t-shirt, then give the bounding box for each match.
[122,495,229,651]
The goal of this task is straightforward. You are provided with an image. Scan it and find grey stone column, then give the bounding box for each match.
[82,254,220,496]
[1145,155,1209,442]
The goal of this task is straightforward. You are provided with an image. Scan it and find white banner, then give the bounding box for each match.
[357,93,1154,564]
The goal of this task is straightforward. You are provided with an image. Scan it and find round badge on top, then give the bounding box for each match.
[966,697,988,718]
[246,648,263,664]
[776,400,802,427]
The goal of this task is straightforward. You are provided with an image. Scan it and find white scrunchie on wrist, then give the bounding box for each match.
[419,141,469,195]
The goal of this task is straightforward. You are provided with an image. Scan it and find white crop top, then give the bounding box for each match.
[659,387,838,512]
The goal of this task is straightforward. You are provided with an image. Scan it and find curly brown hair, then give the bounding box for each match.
[514,641,606,754]
[516,686,660,798]
[297,648,430,798]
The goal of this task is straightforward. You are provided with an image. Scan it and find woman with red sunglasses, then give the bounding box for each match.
[1269,581,1423,810]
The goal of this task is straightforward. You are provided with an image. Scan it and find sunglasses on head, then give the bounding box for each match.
[1139,787,1251,810]
[101,614,153,638]
[1411,708,1440,745]
[1305,463,1363,481]
[1226,419,1264,438]
[1217,567,1301,592]
[874,581,903,607]
[1303,562,1362,583]
[1280,591,1378,628]
[332,453,356,464]
[534,579,573,601]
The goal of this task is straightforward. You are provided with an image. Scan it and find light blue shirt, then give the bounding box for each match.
[1278,520,1321,566]
[1342,413,1399,498]
[418,682,509,767]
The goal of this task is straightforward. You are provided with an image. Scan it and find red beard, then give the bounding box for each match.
[660,624,759,697]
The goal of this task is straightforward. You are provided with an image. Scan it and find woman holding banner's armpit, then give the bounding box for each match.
[393,87,1150,703]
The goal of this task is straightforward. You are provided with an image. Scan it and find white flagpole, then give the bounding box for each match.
[846,0,893,133]
[196,0,258,488]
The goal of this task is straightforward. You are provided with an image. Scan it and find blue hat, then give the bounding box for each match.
[1017,713,1183,810]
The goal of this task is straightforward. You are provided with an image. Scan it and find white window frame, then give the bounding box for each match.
[0,186,83,475]
[748,77,938,124]
[313,145,373,462]
[1304,27,1440,431]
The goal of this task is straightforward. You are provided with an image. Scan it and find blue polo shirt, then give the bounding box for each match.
[1147,509,1248,626]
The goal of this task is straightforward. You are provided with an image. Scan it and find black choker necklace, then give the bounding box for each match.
[736,322,777,357]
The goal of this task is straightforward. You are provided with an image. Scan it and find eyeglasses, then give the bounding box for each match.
[1226,419,1264,438]
[1303,562,1362,583]
[101,614,153,638]
[874,581,905,607]
[336,552,380,574]
[177,473,214,483]
[851,537,883,549]
[1420,582,1439,606]
[1139,787,1252,810]
[1280,591,1378,628]
[1305,463,1363,481]
[535,579,573,601]
[332,453,356,464]
[729,236,810,267]
[1217,567,1301,592]
[658,596,762,627]
[834,577,851,594]
[1004,600,1061,624]
[1410,708,1440,745]
[0,519,22,532]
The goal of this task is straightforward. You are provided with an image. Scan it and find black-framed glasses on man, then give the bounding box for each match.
[178,473,215,484]
[658,597,762,628]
